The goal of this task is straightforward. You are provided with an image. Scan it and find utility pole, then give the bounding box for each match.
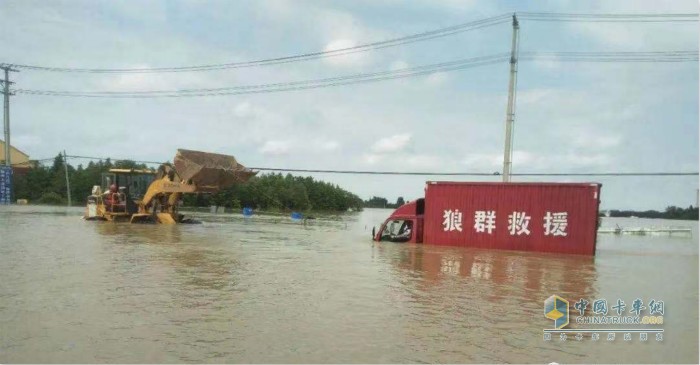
[502,14,519,182]
[63,150,72,206]
[1,64,18,167]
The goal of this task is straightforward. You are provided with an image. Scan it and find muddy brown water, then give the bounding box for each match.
[0,206,697,363]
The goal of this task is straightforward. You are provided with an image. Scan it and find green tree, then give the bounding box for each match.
[12,152,364,212]
[396,197,405,207]
[364,196,391,208]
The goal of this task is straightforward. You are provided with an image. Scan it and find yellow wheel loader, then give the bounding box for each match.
[83,149,257,224]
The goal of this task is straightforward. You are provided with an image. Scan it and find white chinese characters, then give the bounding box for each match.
[543,211,568,236]
[508,211,531,235]
[443,209,463,232]
[474,211,496,234]
[440,208,569,237]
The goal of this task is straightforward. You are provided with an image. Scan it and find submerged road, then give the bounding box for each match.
[0,206,697,363]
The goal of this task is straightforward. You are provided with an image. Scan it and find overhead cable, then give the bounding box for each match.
[13,51,697,98]
[4,12,697,73]
[41,155,700,177]
[248,167,698,177]
[13,54,511,97]
[521,50,699,62]
[518,12,698,22]
[5,14,511,73]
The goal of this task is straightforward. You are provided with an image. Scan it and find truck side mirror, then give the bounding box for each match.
[372,226,376,239]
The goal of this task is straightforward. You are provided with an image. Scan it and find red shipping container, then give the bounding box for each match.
[423,182,601,255]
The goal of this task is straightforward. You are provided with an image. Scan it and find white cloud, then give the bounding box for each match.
[11,135,43,150]
[2,1,695,210]
[523,151,614,170]
[518,89,554,106]
[463,153,503,170]
[254,2,389,68]
[389,60,409,71]
[463,150,614,171]
[233,102,253,118]
[323,39,369,66]
[371,133,412,153]
[98,68,208,92]
[425,72,449,86]
[532,56,562,71]
[362,153,383,165]
[569,19,697,50]
[255,0,296,19]
[570,153,612,167]
[318,140,341,151]
[259,140,292,156]
[361,152,446,170]
[422,0,479,12]
[405,154,443,169]
[572,133,621,150]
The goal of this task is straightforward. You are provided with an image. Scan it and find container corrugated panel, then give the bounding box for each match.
[423,182,601,255]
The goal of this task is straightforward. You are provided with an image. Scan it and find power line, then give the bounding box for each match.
[519,12,698,22]
[524,50,698,56]
[26,154,697,177]
[4,12,697,73]
[247,167,698,177]
[36,154,699,177]
[12,157,55,166]
[13,54,511,97]
[521,50,699,62]
[47,53,512,94]
[520,12,698,17]
[65,154,165,165]
[12,51,697,98]
[5,14,512,73]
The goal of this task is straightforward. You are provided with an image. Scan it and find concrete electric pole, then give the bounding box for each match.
[1,64,19,167]
[63,150,72,206]
[502,14,519,182]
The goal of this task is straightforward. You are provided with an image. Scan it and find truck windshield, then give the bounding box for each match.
[380,220,412,242]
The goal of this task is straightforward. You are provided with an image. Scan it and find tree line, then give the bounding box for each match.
[186,173,364,212]
[363,196,406,209]
[12,154,364,212]
[603,206,699,220]
[13,155,146,205]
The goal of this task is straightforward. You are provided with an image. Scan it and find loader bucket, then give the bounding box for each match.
[130,213,156,224]
[174,149,257,192]
[130,213,177,224]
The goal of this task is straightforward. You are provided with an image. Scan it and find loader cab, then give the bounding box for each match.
[101,169,155,201]
[97,169,155,215]
[374,198,424,243]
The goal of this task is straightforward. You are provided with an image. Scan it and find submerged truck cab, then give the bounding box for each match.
[375,198,425,243]
[373,182,602,255]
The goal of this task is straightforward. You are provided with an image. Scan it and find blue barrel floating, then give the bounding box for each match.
[242,207,254,217]
[291,212,303,221]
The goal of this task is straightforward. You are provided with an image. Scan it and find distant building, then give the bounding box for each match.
[0,139,34,176]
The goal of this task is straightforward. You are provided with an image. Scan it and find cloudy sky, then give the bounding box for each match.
[1,0,698,210]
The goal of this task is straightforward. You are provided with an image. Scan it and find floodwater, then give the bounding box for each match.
[0,205,697,363]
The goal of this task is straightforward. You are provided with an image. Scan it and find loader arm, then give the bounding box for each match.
[129,149,257,224]
[139,175,197,209]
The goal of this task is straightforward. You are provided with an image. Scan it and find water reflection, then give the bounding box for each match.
[376,242,598,305]
[1,207,696,363]
[93,222,240,292]
[368,242,603,362]
[94,221,183,244]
